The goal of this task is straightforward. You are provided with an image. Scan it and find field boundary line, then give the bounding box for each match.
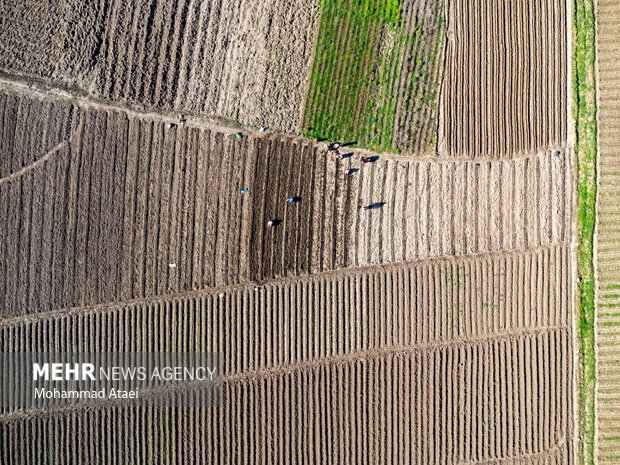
[0,72,569,163]
[0,325,570,422]
[0,117,83,187]
[0,242,572,327]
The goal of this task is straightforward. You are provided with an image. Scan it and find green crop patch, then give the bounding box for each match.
[303,0,445,153]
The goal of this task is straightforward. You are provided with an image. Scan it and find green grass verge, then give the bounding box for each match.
[573,0,597,464]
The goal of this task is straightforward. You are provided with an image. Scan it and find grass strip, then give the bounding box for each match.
[573,0,597,464]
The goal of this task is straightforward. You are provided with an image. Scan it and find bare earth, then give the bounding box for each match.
[1,245,574,464]
[0,0,578,463]
[0,0,320,133]
[0,89,574,318]
[439,0,568,158]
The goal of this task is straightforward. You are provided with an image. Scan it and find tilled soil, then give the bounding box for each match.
[0,95,574,317]
[94,0,320,132]
[0,1,106,87]
[0,244,575,464]
[0,0,320,133]
[438,0,568,158]
[0,90,80,179]
[0,0,577,460]
[594,1,620,463]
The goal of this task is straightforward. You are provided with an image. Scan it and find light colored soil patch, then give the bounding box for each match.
[95,0,320,132]
[0,1,106,87]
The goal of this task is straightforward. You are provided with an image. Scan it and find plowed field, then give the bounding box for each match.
[0,91,574,317]
[439,0,568,158]
[93,0,320,132]
[0,0,320,133]
[0,0,580,462]
[595,0,620,462]
[0,89,80,179]
[0,245,575,464]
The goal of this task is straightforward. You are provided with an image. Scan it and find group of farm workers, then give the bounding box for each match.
[164,119,384,227]
[258,140,382,228]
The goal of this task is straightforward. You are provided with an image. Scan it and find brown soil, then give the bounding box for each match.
[0,245,575,464]
[0,92,574,317]
[0,0,320,133]
[0,0,577,460]
[0,1,106,87]
[0,90,80,179]
[438,0,568,158]
[594,1,620,462]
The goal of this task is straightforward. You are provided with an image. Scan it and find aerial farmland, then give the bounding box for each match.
[0,0,611,464]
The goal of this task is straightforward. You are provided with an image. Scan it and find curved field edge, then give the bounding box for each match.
[573,0,597,464]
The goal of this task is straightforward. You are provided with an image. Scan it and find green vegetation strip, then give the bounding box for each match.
[573,0,597,464]
[303,0,402,151]
[303,0,446,153]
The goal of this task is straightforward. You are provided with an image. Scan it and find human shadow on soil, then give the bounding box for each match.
[361,202,385,210]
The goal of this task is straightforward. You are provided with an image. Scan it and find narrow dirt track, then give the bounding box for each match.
[594,0,620,463]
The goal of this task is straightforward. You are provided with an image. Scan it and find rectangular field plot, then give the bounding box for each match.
[595,0,620,462]
[92,0,320,132]
[439,0,568,158]
[302,0,445,153]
